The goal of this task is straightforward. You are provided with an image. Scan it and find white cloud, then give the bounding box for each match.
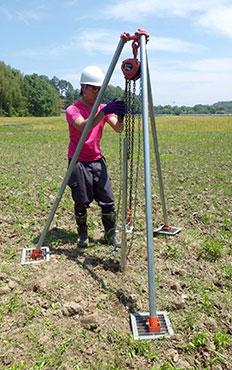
[79,30,119,54]
[14,30,116,59]
[148,37,205,53]
[148,57,232,105]
[25,29,120,57]
[79,30,204,55]
[0,4,48,24]
[50,29,205,56]
[104,0,230,20]
[104,0,157,21]
[189,58,232,73]
[104,0,232,39]
[198,6,232,38]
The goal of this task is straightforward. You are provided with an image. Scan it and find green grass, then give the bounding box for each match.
[200,237,225,261]
[0,114,232,369]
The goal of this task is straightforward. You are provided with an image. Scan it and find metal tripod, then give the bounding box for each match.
[21,29,174,340]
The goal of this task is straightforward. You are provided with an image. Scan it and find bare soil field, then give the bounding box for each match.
[0,115,231,369]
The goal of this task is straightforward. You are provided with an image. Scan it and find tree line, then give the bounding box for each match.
[0,61,231,116]
[155,102,232,115]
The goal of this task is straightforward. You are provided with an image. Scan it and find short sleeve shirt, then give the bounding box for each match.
[66,100,110,162]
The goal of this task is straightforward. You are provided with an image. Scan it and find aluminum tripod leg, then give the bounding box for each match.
[146,54,181,236]
[146,62,168,225]
[120,138,129,272]
[130,34,173,340]
[139,35,157,319]
[21,37,126,264]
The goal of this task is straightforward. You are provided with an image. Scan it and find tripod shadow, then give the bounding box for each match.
[32,227,138,312]
[33,227,118,267]
[74,251,138,312]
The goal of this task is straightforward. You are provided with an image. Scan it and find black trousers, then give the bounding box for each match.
[68,158,115,214]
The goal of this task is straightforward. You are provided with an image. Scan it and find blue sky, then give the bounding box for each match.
[1,0,232,106]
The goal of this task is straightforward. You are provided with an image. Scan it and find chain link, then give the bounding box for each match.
[116,77,142,260]
[126,79,142,258]
[128,80,136,210]
[116,126,123,222]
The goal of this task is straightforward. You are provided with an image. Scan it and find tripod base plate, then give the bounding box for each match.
[130,311,173,340]
[154,225,181,236]
[21,247,50,265]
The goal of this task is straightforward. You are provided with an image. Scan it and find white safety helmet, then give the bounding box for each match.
[80,65,104,86]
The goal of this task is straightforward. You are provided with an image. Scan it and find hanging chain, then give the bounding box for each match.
[128,80,136,211]
[134,88,142,223]
[116,76,142,259]
[125,79,132,159]
[116,125,123,222]
[116,78,131,222]
[127,80,142,258]
[132,78,142,224]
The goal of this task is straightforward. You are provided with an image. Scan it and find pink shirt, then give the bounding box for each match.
[66,100,110,162]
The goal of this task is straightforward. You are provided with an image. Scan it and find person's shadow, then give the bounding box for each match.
[32,227,138,312]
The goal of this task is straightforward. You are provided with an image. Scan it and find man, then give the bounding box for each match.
[66,65,126,248]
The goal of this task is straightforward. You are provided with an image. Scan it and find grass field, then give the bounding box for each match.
[0,115,231,369]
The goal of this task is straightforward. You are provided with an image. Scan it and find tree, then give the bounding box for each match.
[51,76,60,92]
[192,104,209,114]
[173,105,181,115]
[51,76,80,108]
[0,61,28,116]
[58,79,73,97]
[23,74,60,116]
[162,105,173,114]
[65,87,80,108]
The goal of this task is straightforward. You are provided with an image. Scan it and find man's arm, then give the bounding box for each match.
[73,111,105,132]
[106,114,124,133]
[72,99,125,132]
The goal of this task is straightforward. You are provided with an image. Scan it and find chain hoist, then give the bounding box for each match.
[115,30,149,262]
[118,38,143,235]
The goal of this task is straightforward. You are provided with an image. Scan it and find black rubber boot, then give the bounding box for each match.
[101,211,118,247]
[75,209,89,247]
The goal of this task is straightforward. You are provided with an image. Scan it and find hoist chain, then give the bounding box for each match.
[116,78,130,222]
[116,127,123,222]
[116,76,142,259]
[122,79,136,212]
[125,79,131,159]
[127,80,142,258]
[128,80,136,210]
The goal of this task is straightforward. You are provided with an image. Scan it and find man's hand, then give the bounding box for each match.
[101,99,126,115]
[117,113,125,122]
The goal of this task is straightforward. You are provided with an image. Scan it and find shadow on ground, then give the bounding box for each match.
[32,227,138,312]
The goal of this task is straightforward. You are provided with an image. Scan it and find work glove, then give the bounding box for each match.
[101,99,126,115]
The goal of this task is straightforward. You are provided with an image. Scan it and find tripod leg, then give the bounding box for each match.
[146,52,181,236]
[21,37,126,265]
[140,35,158,318]
[35,38,126,250]
[146,57,169,226]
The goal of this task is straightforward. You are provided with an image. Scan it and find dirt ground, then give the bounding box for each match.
[0,117,231,369]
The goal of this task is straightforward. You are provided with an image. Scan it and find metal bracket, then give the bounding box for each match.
[116,224,134,234]
[21,247,50,265]
[154,224,181,236]
[130,311,174,340]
